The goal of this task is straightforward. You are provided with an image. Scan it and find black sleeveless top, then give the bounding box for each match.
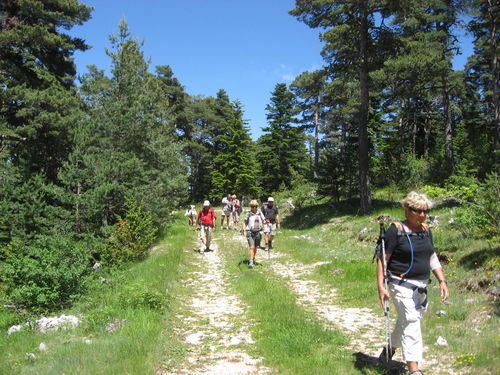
[385,222,435,281]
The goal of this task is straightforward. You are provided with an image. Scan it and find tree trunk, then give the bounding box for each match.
[423,103,432,158]
[489,0,500,172]
[437,16,455,177]
[443,75,455,176]
[411,100,417,154]
[399,99,406,155]
[358,2,371,214]
[314,110,319,178]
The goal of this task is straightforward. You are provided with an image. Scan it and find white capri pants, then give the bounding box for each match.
[389,279,429,363]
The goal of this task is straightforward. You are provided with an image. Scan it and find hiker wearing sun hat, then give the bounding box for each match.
[196,200,216,252]
[240,199,265,268]
[262,197,280,251]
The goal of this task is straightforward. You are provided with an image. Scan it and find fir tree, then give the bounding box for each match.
[257,83,308,195]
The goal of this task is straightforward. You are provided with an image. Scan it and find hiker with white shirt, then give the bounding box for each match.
[240,199,265,268]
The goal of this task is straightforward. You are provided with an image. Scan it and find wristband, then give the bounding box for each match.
[438,279,448,285]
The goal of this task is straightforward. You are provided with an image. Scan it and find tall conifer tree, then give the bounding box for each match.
[291,0,393,212]
[257,83,308,194]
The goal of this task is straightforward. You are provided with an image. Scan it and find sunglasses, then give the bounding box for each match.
[409,207,430,215]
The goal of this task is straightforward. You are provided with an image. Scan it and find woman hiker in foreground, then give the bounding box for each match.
[377,191,450,375]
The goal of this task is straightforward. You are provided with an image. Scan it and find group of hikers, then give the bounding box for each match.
[185,194,280,268]
[185,191,449,375]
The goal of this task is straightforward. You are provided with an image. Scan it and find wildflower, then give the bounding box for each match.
[106,319,127,333]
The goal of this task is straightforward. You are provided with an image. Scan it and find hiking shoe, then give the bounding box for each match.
[269,242,273,249]
[407,371,424,375]
[378,346,395,364]
[248,260,254,269]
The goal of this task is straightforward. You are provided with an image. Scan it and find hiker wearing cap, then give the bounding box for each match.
[240,199,265,268]
[221,194,233,229]
[196,200,216,252]
[377,191,449,375]
[262,197,280,251]
[232,194,241,228]
[185,205,197,226]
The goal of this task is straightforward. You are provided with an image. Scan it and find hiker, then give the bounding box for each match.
[196,200,216,252]
[184,205,197,226]
[240,199,265,268]
[221,194,233,229]
[232,194,241,228]
[262,197,280,251]
[376,191,449,375]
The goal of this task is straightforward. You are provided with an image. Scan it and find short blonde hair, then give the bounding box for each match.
[249,199,258,207]
[401,191,433,209]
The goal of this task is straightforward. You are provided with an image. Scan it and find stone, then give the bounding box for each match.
[436,336,448,346]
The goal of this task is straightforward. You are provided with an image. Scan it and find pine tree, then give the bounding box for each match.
[209,91,260,199]
[465,0,500,175]
[0,0,91,182]
[257,83,308,195]
[59,20,187,235]
[291,69,327,177]
[291,0,394,212]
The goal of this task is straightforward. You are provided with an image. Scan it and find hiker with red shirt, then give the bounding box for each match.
[196,200,216,252]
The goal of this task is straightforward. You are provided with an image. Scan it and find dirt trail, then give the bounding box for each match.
[158,233,271,375]
[160,228,461,374]
[229,231,461,375]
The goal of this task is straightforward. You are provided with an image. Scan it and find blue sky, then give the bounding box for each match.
[71,1,473,139]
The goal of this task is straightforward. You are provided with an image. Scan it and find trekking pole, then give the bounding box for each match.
[379,221,392,362]
[267,233,270,261]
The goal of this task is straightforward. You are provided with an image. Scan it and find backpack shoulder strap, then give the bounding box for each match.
[391,221,430,235]
[391,221,404,236]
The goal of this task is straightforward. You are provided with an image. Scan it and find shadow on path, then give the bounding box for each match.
[353,352,406,374]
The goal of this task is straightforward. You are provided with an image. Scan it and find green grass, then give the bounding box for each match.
[1,199,498,374]
[0,214,192,375]
[222,239,361,375]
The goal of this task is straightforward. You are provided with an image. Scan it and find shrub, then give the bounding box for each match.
[454,173,500,237]
[395,154,429,191]
[475,173,500,230]
[275,171,318,211]
[422,185,448,199]
[119,284,165,310]
[102,197,157,265]
[445,175,479,202]
[2,235,93,311]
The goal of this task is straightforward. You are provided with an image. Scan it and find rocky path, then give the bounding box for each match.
[158,233,271,375]
[160,228,461,374]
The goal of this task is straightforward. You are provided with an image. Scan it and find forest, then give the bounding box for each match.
[0,0,498,314]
